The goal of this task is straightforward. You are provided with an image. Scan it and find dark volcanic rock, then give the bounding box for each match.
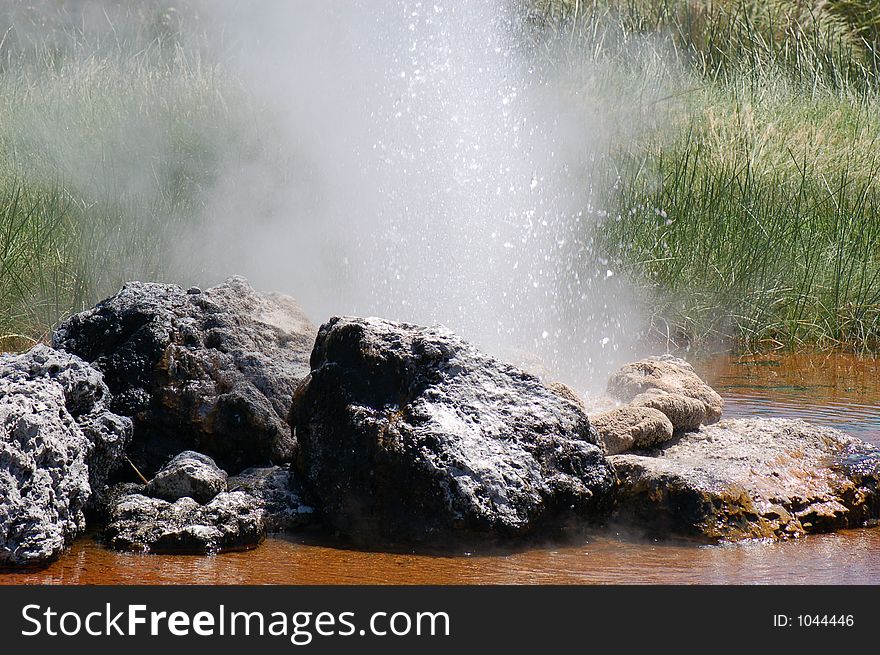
[104,492,264,554]
[228,465,314,532]
[611,418,880,541]
[291,316,615,545]
[607,355,723,430]
[145,451,227,504]
[0,380,90,567]
[53,276,316,474]
[0,345,131,502]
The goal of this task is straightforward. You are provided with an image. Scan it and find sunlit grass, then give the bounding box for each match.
[2,1,880,353]
[531,1,880,351]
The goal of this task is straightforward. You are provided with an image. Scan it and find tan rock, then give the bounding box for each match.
[631,388,707,432]
[607,355,723,427]
[590,406,674,455]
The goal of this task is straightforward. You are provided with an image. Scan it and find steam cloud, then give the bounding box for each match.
[8,1,680,394]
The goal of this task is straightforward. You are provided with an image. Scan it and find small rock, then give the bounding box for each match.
[104,492,264,554]
[631,388,708,432]
[590,406,673,455]
[145,451,227,504]
[607,355,723,428]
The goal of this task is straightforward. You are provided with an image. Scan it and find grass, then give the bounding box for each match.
[530,1,880,352]
[0,1,263,346]
[2,1,880,354]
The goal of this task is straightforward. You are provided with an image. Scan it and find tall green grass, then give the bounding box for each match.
[2,1,880,353]
[531,1,880,351]
[0,1,261,350]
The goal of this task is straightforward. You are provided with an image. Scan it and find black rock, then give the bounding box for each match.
[53,276,316,475]
[104,492,264,554]
[228,465,315,532]
[291,316,615,545]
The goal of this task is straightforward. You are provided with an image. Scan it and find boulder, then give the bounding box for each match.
[0,380,90,567]
[145,451,227,504]
[228,465,314,532]
[291,316,615,545]
[104,492,264,554]
[0,345,131,503]
[53,276,316,474]
[607,355,723,429]
[590,406,673,455]
[610,418,880,541]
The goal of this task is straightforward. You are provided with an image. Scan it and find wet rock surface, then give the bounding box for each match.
[53,276,316,474]
[7,280,880,564]
[104,492,264,554]
[145,451,227,504]
[611,418,880,541]
[607,355,723,429]
[291,316,616,545]
[591,406,673,455]
[228,465,314,532]
[0,380,90,567]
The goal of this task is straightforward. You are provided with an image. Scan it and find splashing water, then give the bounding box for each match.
[194,0,647,393]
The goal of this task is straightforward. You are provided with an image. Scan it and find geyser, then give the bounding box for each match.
[190,0,648,395]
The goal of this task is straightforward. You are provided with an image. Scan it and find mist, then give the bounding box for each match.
[4,0,683,394]
[186,0,668,393]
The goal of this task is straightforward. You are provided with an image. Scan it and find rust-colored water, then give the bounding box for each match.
[3,353,879,585]
[702,352,880,445]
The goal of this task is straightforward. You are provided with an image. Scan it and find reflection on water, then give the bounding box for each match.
[2,353,879,585]
[4,528,880,585]
[700,352,880,446]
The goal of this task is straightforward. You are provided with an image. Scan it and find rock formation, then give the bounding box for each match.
[1,346,131,567]
[5,276,880,564]
[291,316,616,544]
[607,355,723,431]
[53,276,316,474]
[611,418,880,541]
